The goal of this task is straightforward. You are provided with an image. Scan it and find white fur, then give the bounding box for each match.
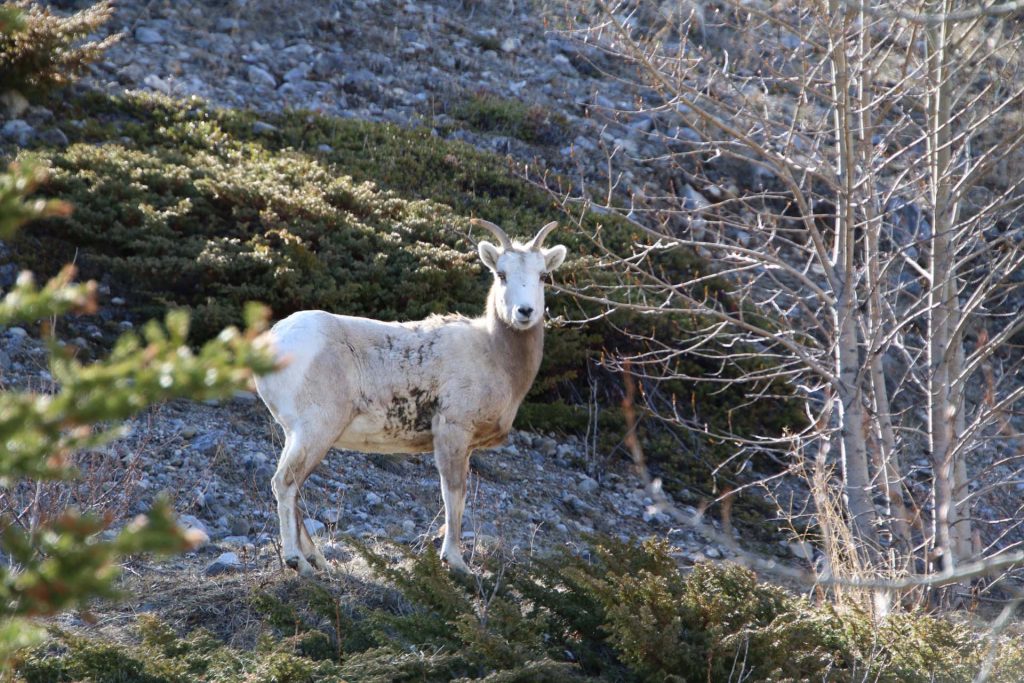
[255,221,567,575]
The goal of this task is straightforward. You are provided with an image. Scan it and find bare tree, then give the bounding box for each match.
[556,0,1024,611]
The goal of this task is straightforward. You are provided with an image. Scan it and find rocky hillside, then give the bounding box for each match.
[6,0,1024,680]
[0,0,783,585]
[45,0,680,219]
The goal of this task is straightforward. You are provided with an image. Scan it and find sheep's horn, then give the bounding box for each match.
[471,218,513,250]
[527,222,558,251]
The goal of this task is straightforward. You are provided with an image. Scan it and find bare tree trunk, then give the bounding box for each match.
[925,0,969,577]
[952,328,973,562]
[866,231,914,556]
[828,0,881,566]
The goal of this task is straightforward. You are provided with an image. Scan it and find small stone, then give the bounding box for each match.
[615,137,639,155]
[191,430,225,457]
[178,515,211,548]
[365,491,382,506]
[283,64,311,82]
[401,519,416,534]
[111,296,126,306]
[788,541,815,561]
[229,516,251,536]
[26,105,52,122]
[642,505,667,524]
[0,263,19,289]
[36,127,68,148]
[553,444,573,460]
[563,494,591,513]
[628,116,653,134]
[304,518,326,536]
[312,52,346,79]
[556,523,568,533]
[1,119,34,146]
[704,546,722,559]
[341,68,377,95]
[246,65,277,88]
[317,143,333,153]
[205,552,241,576]
[134,27,165,44]
[668,126,702,145]
[252,120,277,134]
[578,476,599,495]
[142,74,171,95]
[500,36,520,53]
[177,514,208,533]
[215,17,243,31]
[221,535,251,545]
[551,53,576,75]
[0,90,29,118]
[320,508,343,525]
[780,31,802,50]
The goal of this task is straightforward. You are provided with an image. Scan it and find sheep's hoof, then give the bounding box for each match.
[307,553,330,572]
[443,554,473,575]
[285,555,315,576]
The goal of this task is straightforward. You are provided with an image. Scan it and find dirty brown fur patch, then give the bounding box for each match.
[384,388,439,436]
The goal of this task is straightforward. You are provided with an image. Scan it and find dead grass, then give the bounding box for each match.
[68,538,410,652]
[0,404,162,539]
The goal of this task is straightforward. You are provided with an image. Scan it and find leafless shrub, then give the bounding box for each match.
[555,0,1024,617]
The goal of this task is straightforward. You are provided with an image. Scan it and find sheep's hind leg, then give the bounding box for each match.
[271,434,304,573]
[299,519,329,571]
[272,428,335,576]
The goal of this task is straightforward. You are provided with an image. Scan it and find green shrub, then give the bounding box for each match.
[0,153,69,237]
[0,1,118,100]
[367,538,1024,682]
[452,92,570,145]
[18,537,1024,682]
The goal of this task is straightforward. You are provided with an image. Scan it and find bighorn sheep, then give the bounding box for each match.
[254,219,567,575]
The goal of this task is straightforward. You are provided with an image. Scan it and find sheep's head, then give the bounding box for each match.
[473,219,567,331]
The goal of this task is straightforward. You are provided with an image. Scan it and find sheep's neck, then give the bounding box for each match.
[485,284,544,402]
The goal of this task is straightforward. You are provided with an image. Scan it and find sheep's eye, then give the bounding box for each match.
[497,271,507,282]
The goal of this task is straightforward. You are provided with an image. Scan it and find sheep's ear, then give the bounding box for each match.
[542,245,567,272]
[478,240,501,271]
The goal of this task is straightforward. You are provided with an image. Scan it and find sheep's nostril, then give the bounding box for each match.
[516,306,534,319]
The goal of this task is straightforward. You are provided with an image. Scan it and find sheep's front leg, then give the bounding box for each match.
[433,420,472,573]
[298,519,330,572]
